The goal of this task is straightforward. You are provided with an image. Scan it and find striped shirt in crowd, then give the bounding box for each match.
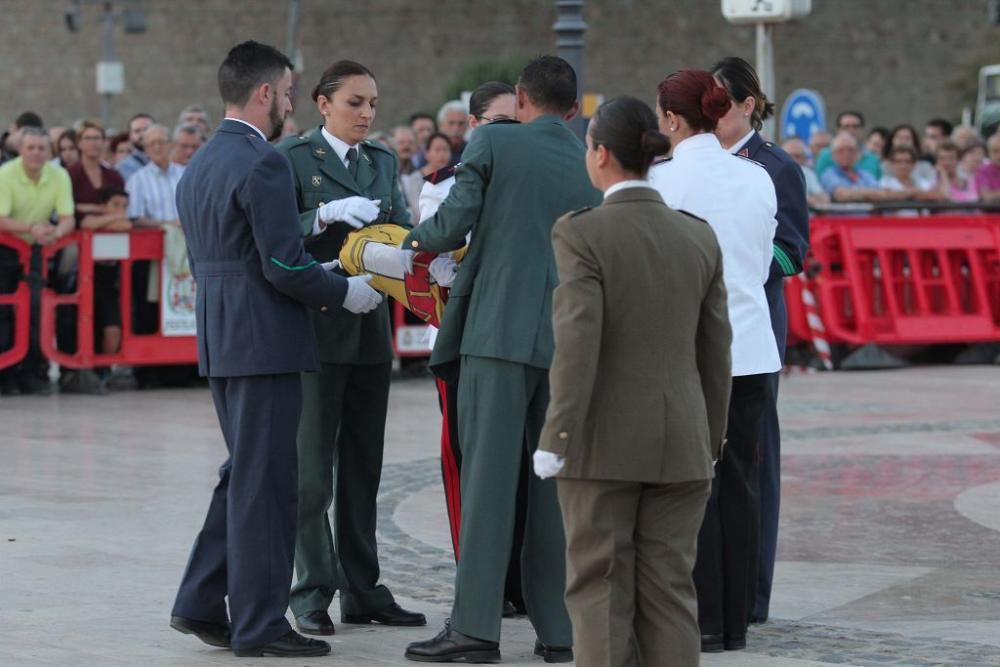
[126,161,184,222]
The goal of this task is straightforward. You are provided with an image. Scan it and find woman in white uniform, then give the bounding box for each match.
[648,68,781,653]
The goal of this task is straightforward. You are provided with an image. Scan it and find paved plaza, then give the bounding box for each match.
[1,365,999,666]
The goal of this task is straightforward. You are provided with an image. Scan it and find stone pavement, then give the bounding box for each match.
[1,366,999,666]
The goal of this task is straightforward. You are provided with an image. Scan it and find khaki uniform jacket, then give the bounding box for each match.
[402,115,602,373]
[277,129,410,365]
[540,186,733,483]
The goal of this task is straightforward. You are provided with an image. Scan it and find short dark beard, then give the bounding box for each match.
[267,95,285,141]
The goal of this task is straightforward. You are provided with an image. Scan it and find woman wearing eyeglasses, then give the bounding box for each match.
[415,82,516,224]
[276,60,425,638]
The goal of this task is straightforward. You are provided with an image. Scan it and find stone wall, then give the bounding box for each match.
[2,0,997,137]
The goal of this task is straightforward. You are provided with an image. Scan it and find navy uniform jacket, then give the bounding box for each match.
[176,119,348,377]
[739,131,809,355]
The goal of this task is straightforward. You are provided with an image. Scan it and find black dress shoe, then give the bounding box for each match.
[404,624,500,663]
[502,600,518,618]
[233,630,331,658]
[725,635,747,651]
[169,615,231,648]
[295,610,335,636]
[344,602,427,626]
[534,640,573,663]
[700,633,725,653]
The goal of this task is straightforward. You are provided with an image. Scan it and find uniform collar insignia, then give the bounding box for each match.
[312,175,322,186]
[314,147,327,158]
[738,147,750,158]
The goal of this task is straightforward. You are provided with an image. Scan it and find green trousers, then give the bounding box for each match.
[290,361,395,617]
[451,355,572,645]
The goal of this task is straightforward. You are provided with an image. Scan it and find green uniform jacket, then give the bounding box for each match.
[402,115,601,371]
[277,128,410,364]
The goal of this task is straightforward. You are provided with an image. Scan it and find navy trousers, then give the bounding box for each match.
[755,275,787,621]
[694,373,768,642]
[172,373,302,650]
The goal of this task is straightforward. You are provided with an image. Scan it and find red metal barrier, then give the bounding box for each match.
[0,233,32,370]
[39,229,197,369]
[786,214,1000,347]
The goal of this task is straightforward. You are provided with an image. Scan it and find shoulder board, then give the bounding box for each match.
[651,155,672,165]
[362,138,394,155]
[676,209,708,224]
[424,166,456,185]
[735,154,766,169]
[567,206,593,219]
[275,133,310,151]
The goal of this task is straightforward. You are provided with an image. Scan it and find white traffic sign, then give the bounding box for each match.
[722,0,811,23]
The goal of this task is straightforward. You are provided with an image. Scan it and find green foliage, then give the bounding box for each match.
[442,56,530,103]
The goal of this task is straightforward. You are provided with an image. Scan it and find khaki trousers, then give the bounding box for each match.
[558,477,711,667]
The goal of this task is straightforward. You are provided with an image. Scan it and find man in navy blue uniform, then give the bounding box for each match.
[713,56,810,625]
[169,41,382,658]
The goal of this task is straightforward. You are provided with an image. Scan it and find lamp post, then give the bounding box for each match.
[721,0,812,139]
[553,0,587,138]
[66,0,147,129]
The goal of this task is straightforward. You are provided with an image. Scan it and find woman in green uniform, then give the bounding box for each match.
[276,60,424,637]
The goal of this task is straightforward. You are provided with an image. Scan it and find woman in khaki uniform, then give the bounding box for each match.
[535,96,732,667]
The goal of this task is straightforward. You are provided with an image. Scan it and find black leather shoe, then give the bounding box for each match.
[502,600,518,618]
[404,625,500,663]
[725,635,747,651]
[169,615,231,648]
[534,640,573,663]
[232,630,331,658]
[701,633,725,653]
[295,610,335,636]
[749,613,768,624]
[344,602,427,627]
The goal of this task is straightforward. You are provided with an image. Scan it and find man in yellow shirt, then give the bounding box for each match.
[0,126,75,394]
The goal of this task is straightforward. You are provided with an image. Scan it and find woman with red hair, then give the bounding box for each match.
[649,69,781,654]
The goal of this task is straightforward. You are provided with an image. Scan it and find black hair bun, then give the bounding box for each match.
[641,129,670,157]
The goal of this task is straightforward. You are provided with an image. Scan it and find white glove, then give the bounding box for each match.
[400,247,415,274]
[318,197,381,228]
[321,259,341,271]
[533,450,565,479]
[341,274,383,314]
[429,257,458,287]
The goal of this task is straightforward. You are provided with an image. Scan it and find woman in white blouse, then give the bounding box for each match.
[648,68,781,654]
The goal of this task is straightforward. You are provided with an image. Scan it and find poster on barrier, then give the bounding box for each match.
[160,260,197,336]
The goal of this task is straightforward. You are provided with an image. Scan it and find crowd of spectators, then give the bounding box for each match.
[0,106,210,395]
[1,96,999,397]
[779,111,1000,209]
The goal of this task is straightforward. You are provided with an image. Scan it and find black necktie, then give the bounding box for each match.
[346,147,359,180]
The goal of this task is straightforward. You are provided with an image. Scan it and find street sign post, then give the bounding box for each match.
[779,88,826,142]
[722,0,812,139]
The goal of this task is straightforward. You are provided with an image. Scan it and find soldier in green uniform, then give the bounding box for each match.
[276,60,425,637]
[403,56,601,664]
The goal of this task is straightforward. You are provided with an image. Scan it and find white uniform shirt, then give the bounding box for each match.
[418,174,455,222]
[415,175,457,349]
[649,132,781,376]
